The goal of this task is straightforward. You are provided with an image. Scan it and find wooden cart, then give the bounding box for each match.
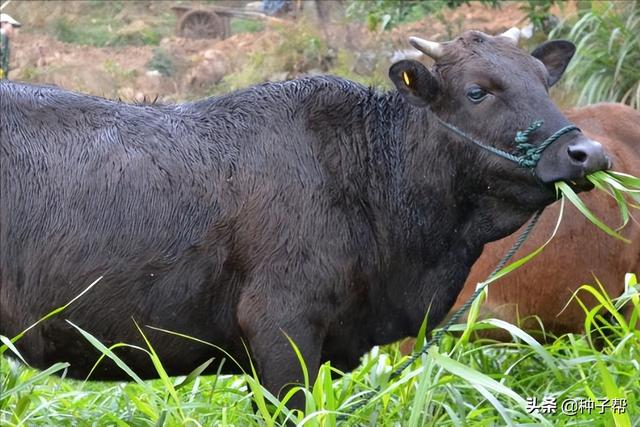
[171,4,292,40]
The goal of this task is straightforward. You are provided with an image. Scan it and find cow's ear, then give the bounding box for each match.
[531,40,575,87]
[389,60,439,107]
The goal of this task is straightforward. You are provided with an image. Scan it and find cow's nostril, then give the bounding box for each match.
[567,145,588,164]
[563,139,610,176]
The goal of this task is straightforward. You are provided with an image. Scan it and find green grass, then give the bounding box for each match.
[230,18,265,35]
[53,16,170,48]
[556,170,640,242]
[553,1,640,109]
[1,272,638,426]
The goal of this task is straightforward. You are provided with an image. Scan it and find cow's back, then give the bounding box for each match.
[453,103,640,336]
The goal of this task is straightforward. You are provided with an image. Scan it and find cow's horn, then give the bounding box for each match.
[499,27,521,44]
[408,36,444,60]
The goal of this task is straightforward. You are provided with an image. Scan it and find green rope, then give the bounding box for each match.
[431,115,522,164]
[337,210,544,422]
[431,115,579,169]
[515,122,579,168]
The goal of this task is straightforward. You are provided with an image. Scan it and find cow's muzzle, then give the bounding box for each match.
[535,134,612,188]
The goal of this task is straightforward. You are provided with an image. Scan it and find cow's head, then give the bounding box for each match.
[389,29,610,207]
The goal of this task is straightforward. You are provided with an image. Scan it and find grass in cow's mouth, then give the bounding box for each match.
[556,170,640,242]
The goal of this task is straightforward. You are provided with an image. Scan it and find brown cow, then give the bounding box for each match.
[453,103,640,337]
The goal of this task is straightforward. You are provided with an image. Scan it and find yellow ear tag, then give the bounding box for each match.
[402,71,411,86]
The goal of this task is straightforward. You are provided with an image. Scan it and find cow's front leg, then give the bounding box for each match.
[237,290,326,411]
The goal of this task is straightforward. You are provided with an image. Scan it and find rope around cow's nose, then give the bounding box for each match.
[514,121,580,168]
[430,113,580,169]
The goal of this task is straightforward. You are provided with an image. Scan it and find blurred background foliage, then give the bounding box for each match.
[346,0,501,32]
[3,0,637,108]
[553,1,639,109]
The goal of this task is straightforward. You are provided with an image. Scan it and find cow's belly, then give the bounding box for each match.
[8,302,250,381]
[2,258,251,380]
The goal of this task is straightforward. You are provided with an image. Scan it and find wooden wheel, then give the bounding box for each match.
[178,10,224,39]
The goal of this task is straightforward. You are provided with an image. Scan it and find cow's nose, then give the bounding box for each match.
[566,139,612,173]
[535,135,612,185]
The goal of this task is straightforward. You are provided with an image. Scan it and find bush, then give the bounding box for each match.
[146,48,175,77]
[554,1,640,109]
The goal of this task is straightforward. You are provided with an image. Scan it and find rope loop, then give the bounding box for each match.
[514,120,543,144]
[515,122,580,169]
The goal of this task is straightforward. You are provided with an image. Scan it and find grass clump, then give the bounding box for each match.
[554,1,640,109]
[52,8,174,48]
[54,17,115,47]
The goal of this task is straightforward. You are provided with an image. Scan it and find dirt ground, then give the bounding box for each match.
[11,30,281,102]
[6,1,574,101]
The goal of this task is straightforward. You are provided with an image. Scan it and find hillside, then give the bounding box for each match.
[2,1,549,101]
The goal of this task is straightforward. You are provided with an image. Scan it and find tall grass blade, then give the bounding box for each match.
[66,320,148,388]
[1,276,102,352]
[174,357,215,391]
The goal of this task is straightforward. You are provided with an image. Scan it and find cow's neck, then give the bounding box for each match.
[349,93,540,340]
[368,95,536,255]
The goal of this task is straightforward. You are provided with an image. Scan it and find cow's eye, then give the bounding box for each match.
[466,86,488,103]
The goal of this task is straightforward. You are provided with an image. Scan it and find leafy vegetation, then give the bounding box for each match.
[2,272,638,426]
[345,0,500,32]
[553,1,640,109]
[230,18,265,35]
[147,48,176,77]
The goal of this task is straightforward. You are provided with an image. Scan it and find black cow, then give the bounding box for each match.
[0,29,610,406]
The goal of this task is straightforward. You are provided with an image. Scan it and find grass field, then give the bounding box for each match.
[1,274,638,426]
